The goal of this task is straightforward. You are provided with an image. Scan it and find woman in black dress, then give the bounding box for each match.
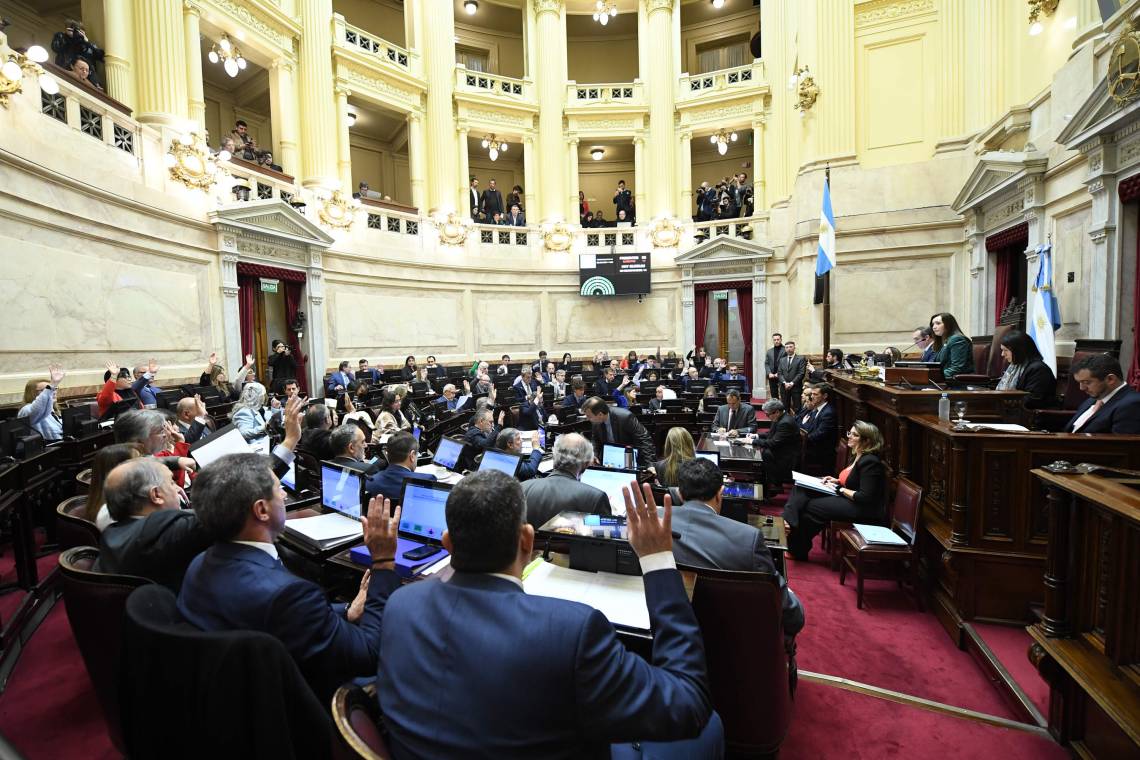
[994,330,1057,408]
[783,420,888,560]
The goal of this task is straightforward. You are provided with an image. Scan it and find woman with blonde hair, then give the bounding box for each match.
[200,351,255,401]
[783,419,888,560]
[19,364,66,441]
[655,427,696,488]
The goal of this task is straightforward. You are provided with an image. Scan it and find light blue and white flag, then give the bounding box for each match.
[1028,243,1062,375]
[815,178,836,277]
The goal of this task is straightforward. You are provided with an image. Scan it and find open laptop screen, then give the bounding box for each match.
[321,464,365,519]
[579,467,638,516]
[433,437,464,471]
[479,449,521,477]
[398,481,451,543]
[601,444,637,470]
[696,451,720,466]
[281,460,297,492]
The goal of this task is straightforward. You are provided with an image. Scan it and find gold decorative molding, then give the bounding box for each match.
[1109,20,1140,106]
[436,212,472,246]
[166,133,225,191]
[206,0,295,50]
[543,222,573,252]
[534,0,563,17]
[317,190,358,230]
[651,217,682,249]
[854,0,935,29]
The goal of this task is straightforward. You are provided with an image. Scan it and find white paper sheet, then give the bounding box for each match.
[792,471,839,496]
[523,561,650,631]
[853,523,907,545]
[284,512,362,542]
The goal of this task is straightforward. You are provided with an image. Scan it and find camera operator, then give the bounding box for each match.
[52,20,105,89]
[267,339,298,393]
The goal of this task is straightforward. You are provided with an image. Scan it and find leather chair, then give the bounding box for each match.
[837,478,924,610]
[332,682,392,760]
[75,467,92,495]
[120,584,334,759]
[821,441,851,561]
[56,495,98,550]
[1034,350,1099,431]
[956,325,1013,385]
[678,563,795,758]
[58,546,152,754]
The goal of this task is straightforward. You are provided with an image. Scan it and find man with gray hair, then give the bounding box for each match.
[329,423,380,476]
[758,399,799,486]
[94,458,210,591]
[521,432,610,529]
[493,427,543,482]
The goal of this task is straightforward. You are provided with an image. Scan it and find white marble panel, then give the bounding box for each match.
[1053,207,1090,340]
[331,288,461,351]
[0,241,202,352]
[473,294,541,351]
[552,293,676,347]
[832,259,949,342]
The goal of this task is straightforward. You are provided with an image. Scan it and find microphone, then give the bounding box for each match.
[899,340,920,355]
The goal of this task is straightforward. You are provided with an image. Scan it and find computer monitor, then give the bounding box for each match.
[0,418,32,457]
[696,450,720,466]
[688,380,709,393]
[61,406,91,439]
[155,389,186,410]
[660,398,686,412]
[321,464,366,519]
[579,466,639,516]
[432,436,466,472]
[478,449,522,477]
[601,444,638,470]
[281,460,298,493]
[398,480,452,545]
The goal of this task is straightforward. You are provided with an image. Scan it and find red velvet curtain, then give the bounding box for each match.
[994,249,1013,323]
[736,285,752,388]
[284,280,309,395]
[237,276,257,361]
[694,290,709,351]
[1131,214,1140,390]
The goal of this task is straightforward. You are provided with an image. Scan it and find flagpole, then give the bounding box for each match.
[823,164,831,356]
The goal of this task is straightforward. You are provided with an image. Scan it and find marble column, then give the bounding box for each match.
[419,0,457,212]
[102,0,137,109]
[184,1,205,132]
[1082,137,1120,339]
[132,0,188,126]
[523,134,537,218]
[642,0,677,219]
[939,0,966,139]
[813,0,855,160]
[751,117,766,211]
[567,137,579,224]
[964,209,988,334]
[535,0,567,222]
[752,272,768,387]
[633,135,646,217]
[457,126,471,215]
[976,3,1006,131]
[678,130,692,220]
[335,86,353,192]
[297,0,339,188]
[304,254,328,393]
[407,113,427,211]
[269,59,300,178]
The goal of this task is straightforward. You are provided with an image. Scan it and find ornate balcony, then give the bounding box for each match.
[454,66,534,103]
[567,80,645,106]
[334,16,419,74]
[677,61,766,104]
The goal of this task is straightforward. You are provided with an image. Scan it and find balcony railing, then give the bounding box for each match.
[567,80,645,106]
[454,65,533,101]
[678,61,765,100]
[364,205,421,236]
[691,217,762,242]
[38,65,141,160]
[473,223,531,248]
[584,228,639,249]
[224,158,302,206]
[333,16,418,73]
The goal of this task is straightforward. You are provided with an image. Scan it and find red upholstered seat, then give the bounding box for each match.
[838,478,924,610]
[56,495,99,550]
[332,683,392,760]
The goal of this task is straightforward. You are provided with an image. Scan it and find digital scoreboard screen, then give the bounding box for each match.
[579,253,651,297]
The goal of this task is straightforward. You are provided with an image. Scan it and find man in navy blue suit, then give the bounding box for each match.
[799,383,839,472]
[177,452,402,703]
[1065,353,1140,434]
[367,431,436,503]
[377,471,722,759]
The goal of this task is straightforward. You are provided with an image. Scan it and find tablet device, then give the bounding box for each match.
[696,450,720,466]
[478,449,522,477]
[321,463,366,519]
[579,466,639,516]
[398,480,452,544]
[601,444,637,470]
[432,436,466,472]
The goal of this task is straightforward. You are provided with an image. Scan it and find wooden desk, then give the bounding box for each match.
[905,414,1140,638]
[828,373,1026,479]
[1028,469,1140,758]
[697,434,764,483]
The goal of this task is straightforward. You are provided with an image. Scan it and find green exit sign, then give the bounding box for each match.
[260,278,279,294]
[712,290,729,300]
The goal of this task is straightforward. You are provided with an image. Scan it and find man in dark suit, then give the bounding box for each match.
[329,424,382,476]
[912,327,936,362]
[562,379,587,410]
[480,178,504,219]
[174,396,212,444]
[799,383,838,472]
[326,361,354,394]
[299,403,337,460]
[612,179,633,218]
[1065,353,1140,434]
[507,203,525,227]
[672,458,804,639]
[469,177,481,219]
[712,388,755,436]
[777,340,807,413]
[765,333,785,401]
[495,428,544,482]
[376,470,720,758]
[593,366,622,400]
[521,433,610,528]
[463,406,500,453]
[719,363,749,397]
[367,431,436,503]
[357,359,383,384]
[94,458,211,591]
[757,399,799,486]
[178,452,402,703]
[582,396,656,471]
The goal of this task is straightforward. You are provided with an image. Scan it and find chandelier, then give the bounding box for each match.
[1027,0,1059,35]
[481,134,508,161]
[593,1,618,26]
[710,129,737,156]
[207,35,247,78]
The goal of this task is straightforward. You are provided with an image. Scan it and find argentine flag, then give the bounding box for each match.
[816,178,836,276]
[1028,243,1062,375]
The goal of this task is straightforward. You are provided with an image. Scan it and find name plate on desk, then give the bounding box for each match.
[885,367,936,385]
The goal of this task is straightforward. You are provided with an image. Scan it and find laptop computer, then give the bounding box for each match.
[320,463,367,520]
[696,450,720,466]
[280,462,365,551]
[479,449,522,477]
[601,444,638,470]
[349,480,454,573]
[579,466,639,516]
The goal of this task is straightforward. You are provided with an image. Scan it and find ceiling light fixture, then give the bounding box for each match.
[482,133,508,161]
[346,112,357,128]
[207,35,246,78]
[590,147,605,161]
[593,1,618,25]
[711,129,737,155]
[464,0,478,15]
[711,0,726,8]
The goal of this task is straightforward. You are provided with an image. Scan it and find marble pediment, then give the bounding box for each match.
[209,200,335,249]
[951,151,1047,214]
[674,236,774,266]
[1056,73,1140,150]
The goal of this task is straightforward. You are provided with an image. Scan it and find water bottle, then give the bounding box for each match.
[624,446,635,470]
[938,392,950,422]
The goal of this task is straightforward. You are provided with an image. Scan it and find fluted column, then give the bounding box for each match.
[976,3,1006,130]
[633,135,646,215]
[184,1,205,132]
[678,130,692,220]
[939,0,966,138]
[642,0,677,218]
[335,86,353,192]
[535,0,567,222]
[297,0,338,188]
[567,137,579,223]
[752,117,766,211]
[132,0,187,126]
[102,0,136,109]
[813,0,855,159]
[457,126,471,215]
[419,0,457,212]
[523,135,537,216]
[269,59,300,177]
[407,113,427,211]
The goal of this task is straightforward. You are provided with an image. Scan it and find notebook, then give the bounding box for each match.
[853,523,906,546]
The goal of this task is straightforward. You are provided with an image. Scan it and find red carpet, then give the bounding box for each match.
[973,622,1050,717]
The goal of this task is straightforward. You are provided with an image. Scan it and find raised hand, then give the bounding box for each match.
[282,394,303,448]
[194,393,207,417]
[362,496,400,564]
[104,360,119,375]
[48,364,65,385]
[148,358,158,375]
[622,481,673,558]
[208,351,217,366]
[346,570,372,623]
[245,354,254,366]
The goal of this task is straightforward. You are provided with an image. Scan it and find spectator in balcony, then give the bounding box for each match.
[216,136,236,158]
[695,182,716,222]
[469,177,481,220]
[508,185,523,212]
[66,58,101,90]
[507,204,525,227]
[480,178,504,219]
[583,211,594,227]
[579,190,590,225]
[592,210,610,228]
[616,208,634,226]
[613,179,633,218]
[254,151,281,173]
[355,180,381,201]
[52,20,104,89]
[230,120,258,161]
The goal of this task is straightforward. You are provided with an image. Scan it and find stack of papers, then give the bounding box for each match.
[284,512,362,550]
[959,423,1029,433]
[792,471,839,496]
[523,560,650,631]
[853,523,907,546]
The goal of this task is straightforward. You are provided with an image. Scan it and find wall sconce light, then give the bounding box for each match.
[710,129,737,156]
[1027,0,1059,35]
[482,134,508,161]
[590,147,605,161]
[593,1,617,25]
[207,35,247,78]
[710,0,726,8]
[346,112,357,128]
[791,65,819,115]
[464,0,478,15]
[0,43,55,108]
